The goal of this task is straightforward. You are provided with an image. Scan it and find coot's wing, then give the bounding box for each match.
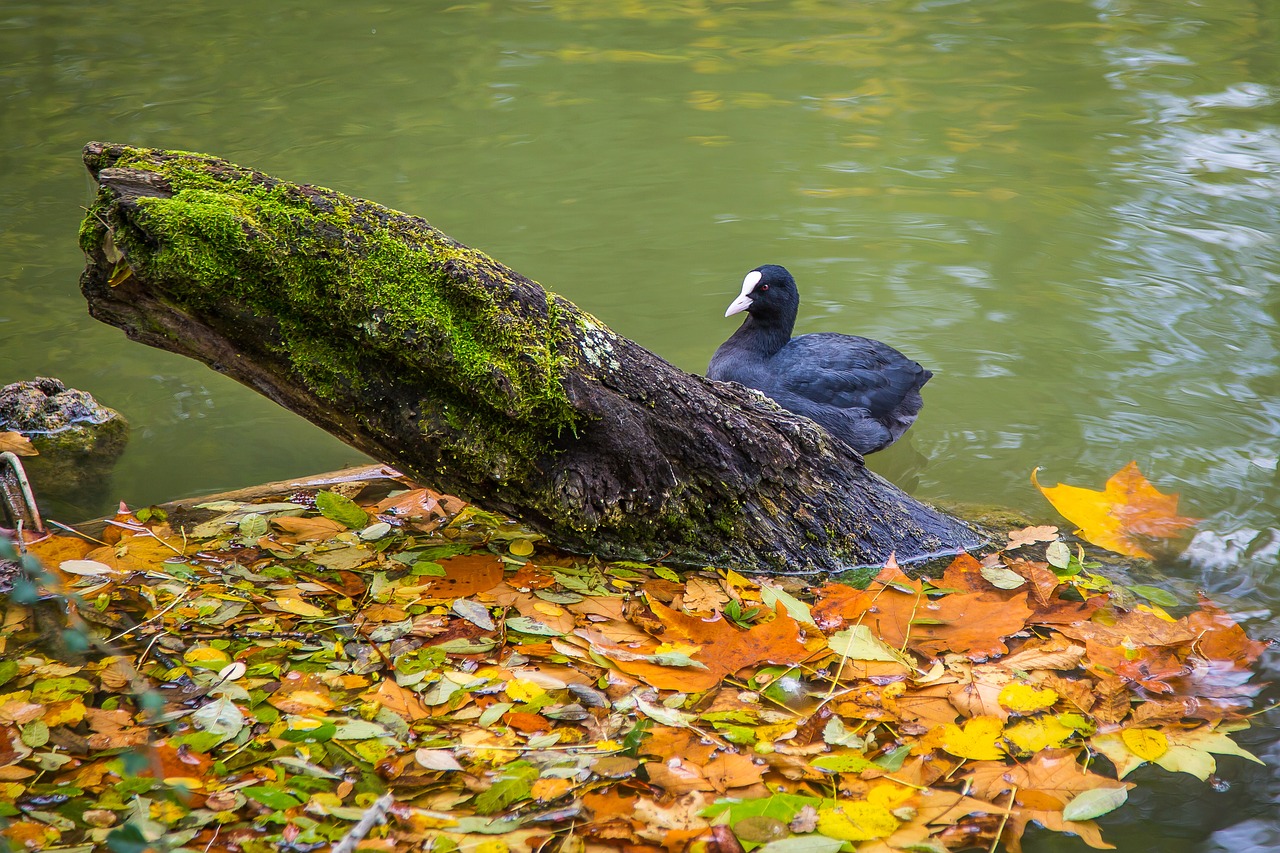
[769,333,930,420]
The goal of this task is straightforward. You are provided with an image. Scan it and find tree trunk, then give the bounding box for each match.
[77,142,982,573]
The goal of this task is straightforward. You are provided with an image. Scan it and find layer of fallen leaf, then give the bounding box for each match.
[0,479,1269,853]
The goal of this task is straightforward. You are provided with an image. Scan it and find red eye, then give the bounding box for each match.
[760,284,769,291]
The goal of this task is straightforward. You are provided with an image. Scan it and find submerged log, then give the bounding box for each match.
[77,142,981,573]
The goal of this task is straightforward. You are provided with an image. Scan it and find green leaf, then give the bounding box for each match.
[757,837,845,853]
[732,816,789,844]
[980,565,1027,590]
[191,696,245,738]
[1046,541,1072,569]
[704,792,829,825]
[873,744,911,772]
[432,637,498,654]
[242,786,303,810]
[281,718,337,743]
[333,719,393,740]
[1062,786,1128,821]
[1128,585,1179,608]
[504,616,562,636]
[654,566,681,582]
[106,823,151,853]
[811,753,874,773]
[20,720,49,748]
[451,816,526,834]
[0,659,20,688]
[474,762,538,815]
[760,583,817,626]
[827,625,911,665]
[822,718,865,749]
[237,512,269,539]
[315,490,370,529]
[30,676,93,703]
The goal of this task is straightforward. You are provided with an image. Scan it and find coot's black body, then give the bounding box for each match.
[707,264,931,454]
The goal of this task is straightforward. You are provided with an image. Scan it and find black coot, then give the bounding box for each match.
[707,264,931,454]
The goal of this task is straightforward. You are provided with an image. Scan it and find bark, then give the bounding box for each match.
[77,142,982,573]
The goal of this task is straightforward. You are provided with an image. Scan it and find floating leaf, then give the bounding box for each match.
[0,431,37,456]
[1128,585,1179,608]
[814,803,899,841]
[191,697,245,738]
[1005,716,1075,753]
[242,787,302,810]
[810,753,875,773]
[1033,463,1200,558]
[757,838,844,853]
[827,624,906,663]
[1062,786,1129,821]
[315,490,370,529]
[998,683,1059,714]
[980,565,1026,590]
[275,597,326,618]
[760,582,816,626]
[1121,728,1168,761]
[940,716,1005,761]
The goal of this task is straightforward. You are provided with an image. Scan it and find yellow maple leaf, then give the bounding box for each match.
[940,715,1005,761]
[505,678,546,703]
[1032,462,1199,558]
[1121,728,1168,761]
[998,683,1059,714]
[1005,716,1075,753]
[815,802,900,841]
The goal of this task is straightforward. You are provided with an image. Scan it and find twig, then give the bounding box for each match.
[46,519,111,546]
[333,791,394,853]
[103,518,186,555]
[108,590,189,644]
[988,784,1018,853]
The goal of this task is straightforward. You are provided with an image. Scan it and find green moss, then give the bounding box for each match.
[82,146,578,476]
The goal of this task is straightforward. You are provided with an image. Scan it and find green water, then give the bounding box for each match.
[2,2,1278,849]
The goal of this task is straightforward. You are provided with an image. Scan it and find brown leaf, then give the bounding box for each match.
[610,601,810,692]
[1184,598,1268,668]
[999,638,1086,672]
[700,754,764,793]
[908,591,1033,659]
[1038,674,1097,715]
[270,515,347,544]
[367,679,432,721]
[1092,677,1131,724]
[939,552,997,593]
[1005,525,1060,549]
[678,578,730,614]
[0,431,37,456]
[421,553,504,598]
[644,759,715,794]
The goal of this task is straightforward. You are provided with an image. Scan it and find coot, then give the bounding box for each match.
[707,264,931,454]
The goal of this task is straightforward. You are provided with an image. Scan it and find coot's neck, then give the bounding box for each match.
[730,309,794,358]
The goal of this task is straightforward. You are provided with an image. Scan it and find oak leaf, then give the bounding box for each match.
[1033,462,1199,558]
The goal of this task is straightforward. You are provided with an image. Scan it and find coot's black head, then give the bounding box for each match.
[724,264,799,323]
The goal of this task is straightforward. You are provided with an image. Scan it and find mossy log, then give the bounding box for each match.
[77,142,982,573]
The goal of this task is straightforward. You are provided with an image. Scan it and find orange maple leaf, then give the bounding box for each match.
[609,601,811,692]
[1032,462,1199,558]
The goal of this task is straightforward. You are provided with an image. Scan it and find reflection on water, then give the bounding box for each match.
[1,2,1277,847]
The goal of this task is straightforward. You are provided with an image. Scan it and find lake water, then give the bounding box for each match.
[1,1,1278,850]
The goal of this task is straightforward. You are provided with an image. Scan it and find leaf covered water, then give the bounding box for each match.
[0,478,1267,853]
